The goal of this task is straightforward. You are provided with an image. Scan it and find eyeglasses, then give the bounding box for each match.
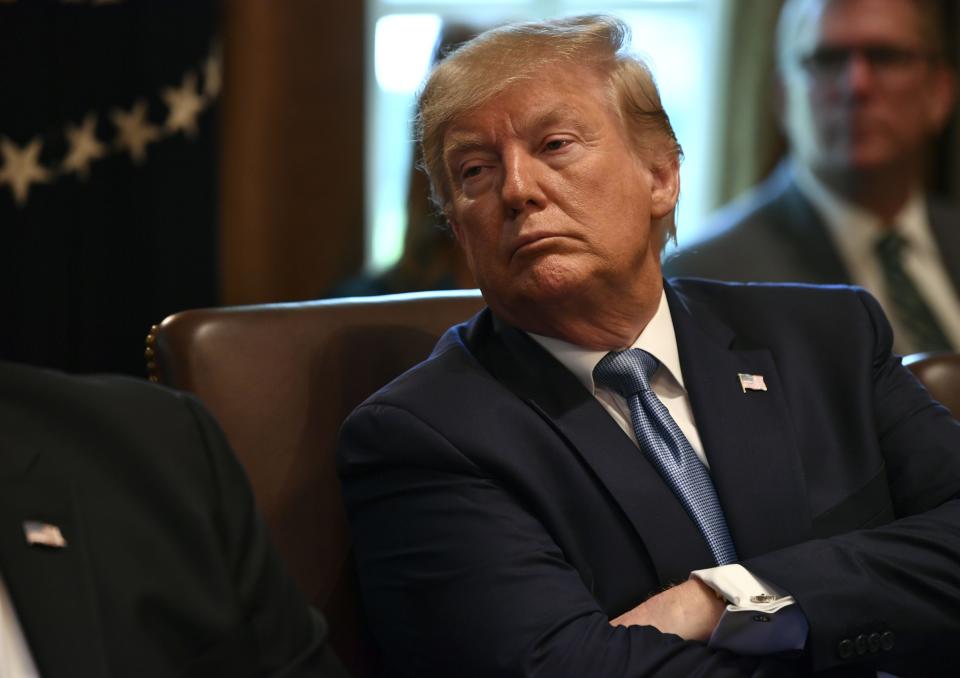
[799,45,937,80]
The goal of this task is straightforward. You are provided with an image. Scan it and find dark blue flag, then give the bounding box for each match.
[0,0,219,375]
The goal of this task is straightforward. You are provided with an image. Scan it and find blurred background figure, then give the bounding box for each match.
[665,0,960,354]
[0,0,220,375]
[327,22,479,298]
[325,154,474,296]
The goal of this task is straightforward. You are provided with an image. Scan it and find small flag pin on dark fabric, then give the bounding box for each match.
[738,373,767,393]
[23,521,67,548]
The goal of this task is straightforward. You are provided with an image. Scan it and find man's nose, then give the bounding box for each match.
[841,52,877,95]
[501,148,546,216]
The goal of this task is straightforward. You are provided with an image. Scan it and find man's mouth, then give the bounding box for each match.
[511,232,566,258]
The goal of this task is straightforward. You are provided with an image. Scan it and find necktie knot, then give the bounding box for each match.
[593,348,659,398]
[593,346,737,565]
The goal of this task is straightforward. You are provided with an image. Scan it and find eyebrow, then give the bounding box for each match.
[444,134,489,160]
[443,105,592,161]
[527,107,591,136]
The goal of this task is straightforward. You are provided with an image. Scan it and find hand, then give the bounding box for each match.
[609,578,726,642]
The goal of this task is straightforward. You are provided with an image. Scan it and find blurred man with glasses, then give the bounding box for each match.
[665,0,960,355]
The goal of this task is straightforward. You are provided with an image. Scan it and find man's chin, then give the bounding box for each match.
[514,258,589,301]
[818,145,903,181]
[482,264,586,322]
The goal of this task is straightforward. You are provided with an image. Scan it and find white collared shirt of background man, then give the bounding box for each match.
[794,161,960,353]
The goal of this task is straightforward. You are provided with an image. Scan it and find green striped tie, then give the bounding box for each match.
[875,232,952,353]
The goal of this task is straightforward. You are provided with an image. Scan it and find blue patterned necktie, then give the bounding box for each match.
[594,348,737,565]
[875,232,952,353]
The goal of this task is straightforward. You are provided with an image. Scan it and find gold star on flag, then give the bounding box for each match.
[62,113,106,180]
[0,136,52,207]
[111,99,161,165]
[162,72,205,137]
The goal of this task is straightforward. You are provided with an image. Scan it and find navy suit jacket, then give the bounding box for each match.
[338,279,960,677]
[0,363,346,678]
[662,162,960,296]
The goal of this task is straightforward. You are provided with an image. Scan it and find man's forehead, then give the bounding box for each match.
[445,104,594,147]
[441,69,612,156]
[809,0,925,47]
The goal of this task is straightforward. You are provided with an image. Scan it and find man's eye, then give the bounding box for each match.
[544,139,569,151]
[803,48,847,72]
[462,166,483,179]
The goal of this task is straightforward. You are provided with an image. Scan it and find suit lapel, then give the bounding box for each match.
[666,284,813,559]
[773,169,852,285]
[0,456,110,678]
[468,281,817,577]
[473,314,715,584]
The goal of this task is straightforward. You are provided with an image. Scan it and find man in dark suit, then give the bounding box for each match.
[664,0,960,354]
[0,361,348,677]
[338,14,960,677]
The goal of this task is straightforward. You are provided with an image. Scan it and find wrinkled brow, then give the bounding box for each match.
[444,134,489,161]
[444,105,594,161]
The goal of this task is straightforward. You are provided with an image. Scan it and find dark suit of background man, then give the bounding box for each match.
[338,14,960,678]
[664,0,960,355]
[0,361,348,678]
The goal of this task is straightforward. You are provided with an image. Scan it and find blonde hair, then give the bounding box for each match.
[416,14,683,243]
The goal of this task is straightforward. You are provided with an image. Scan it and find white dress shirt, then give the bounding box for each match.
[794,163,960,353]
[0,573,40,678]
[529,290,807,654]
[529,290,708,465]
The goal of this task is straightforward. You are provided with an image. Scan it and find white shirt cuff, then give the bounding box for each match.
[691,563,808,655]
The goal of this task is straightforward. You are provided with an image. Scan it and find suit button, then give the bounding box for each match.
[838,639,854,659]
[868,632,881,653]
[855,634,868,655]
[881,631,896,651]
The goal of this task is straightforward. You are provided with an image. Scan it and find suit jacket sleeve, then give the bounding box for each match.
[339,402,803,677]
[742,290,960,676]
[179,395,347,678]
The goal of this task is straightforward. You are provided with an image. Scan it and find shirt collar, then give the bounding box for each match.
[527,289,685,394]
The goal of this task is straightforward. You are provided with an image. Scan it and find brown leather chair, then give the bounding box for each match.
[145,290,485,678]
[904,352,960,418]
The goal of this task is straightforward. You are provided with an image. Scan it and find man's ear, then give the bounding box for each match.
[926,65,957,133]
[649,156,680,220]
[446,210,465,246]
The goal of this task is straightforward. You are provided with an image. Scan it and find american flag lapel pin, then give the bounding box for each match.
[23,520,68,549]
[737,373,767,393]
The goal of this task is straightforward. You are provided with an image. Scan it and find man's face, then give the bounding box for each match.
[781,0,954,178]
[442,63,676,335]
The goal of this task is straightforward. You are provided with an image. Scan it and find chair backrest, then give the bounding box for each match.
[146,290,486,677]
[904,352,960,418]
